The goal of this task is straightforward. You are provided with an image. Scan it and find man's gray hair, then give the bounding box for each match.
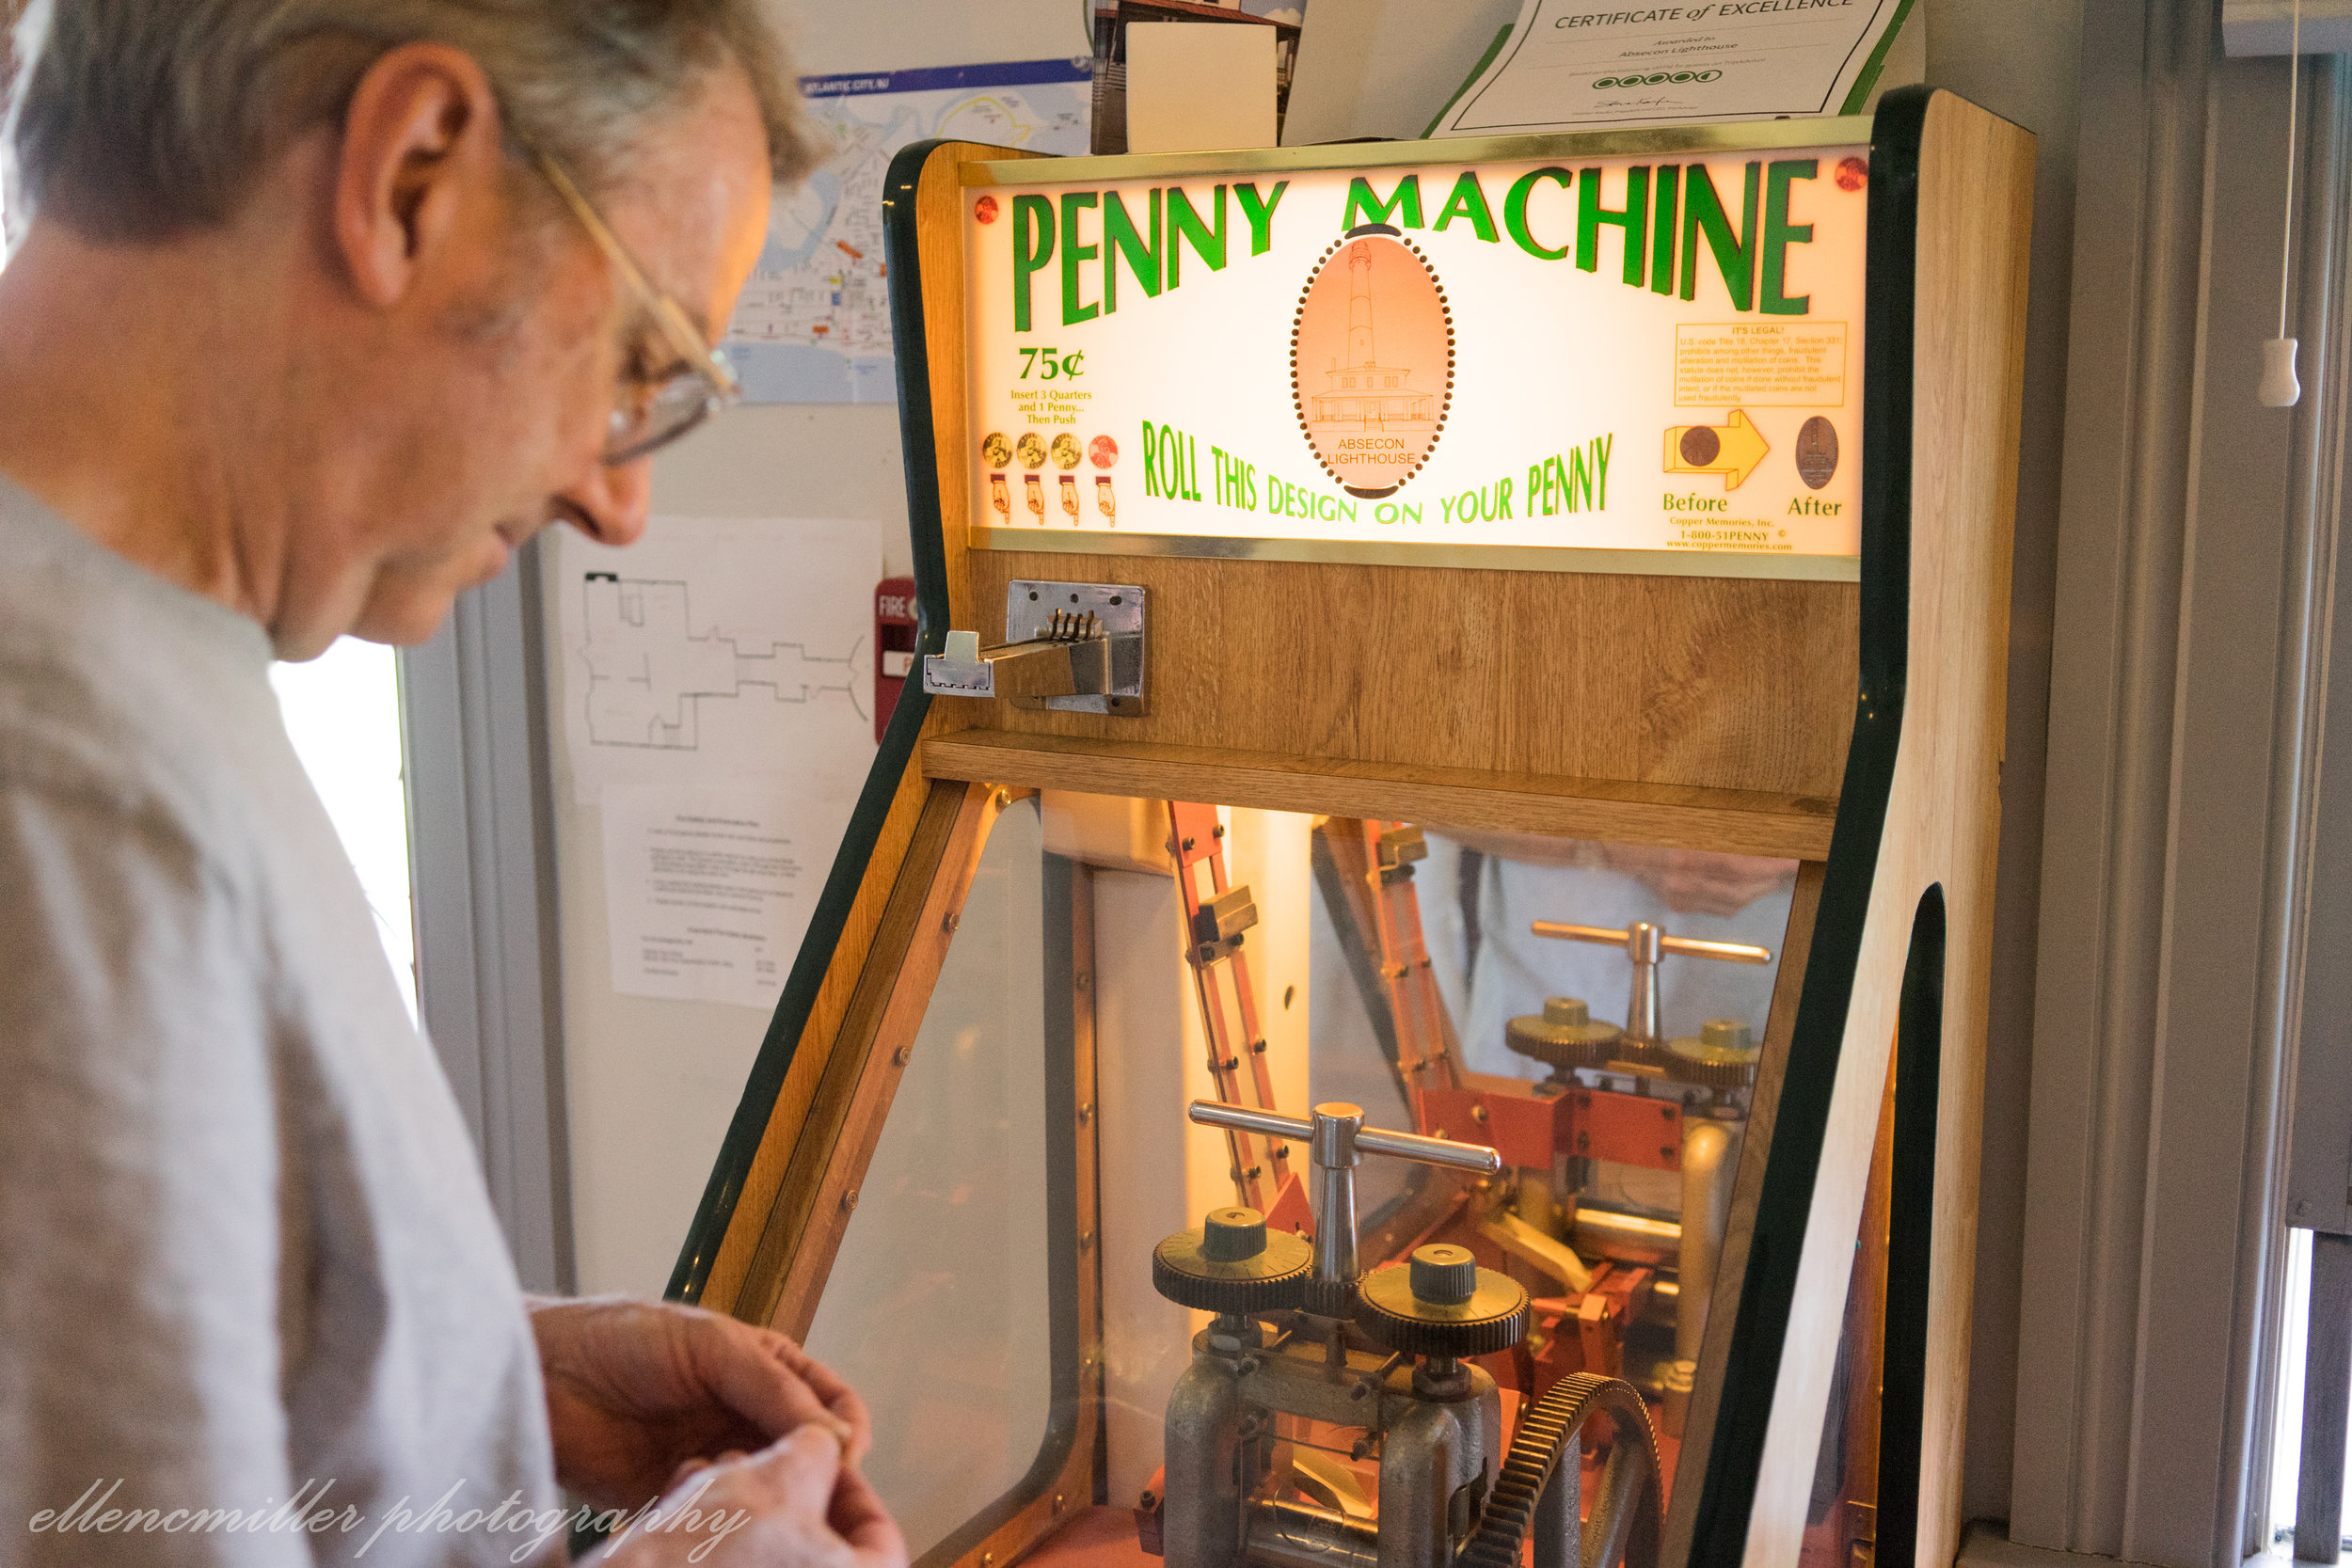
[4,0,817,240]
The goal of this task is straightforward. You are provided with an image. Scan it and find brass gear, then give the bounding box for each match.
[1152,1206,1311,1315]
[1664,1019,1762,1088]
[1457,1373,1663,1568]
[1353,1244,1529,1357]
[1505,997,1626,1073]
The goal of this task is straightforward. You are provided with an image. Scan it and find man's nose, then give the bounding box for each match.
[557,455,653,546]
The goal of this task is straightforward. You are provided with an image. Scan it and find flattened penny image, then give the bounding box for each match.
[1294,230,1452,499]
[980,432,1011,468]
[1015,432,1047,469]
[1794,416,1840,489]
[1678,424,1722,467]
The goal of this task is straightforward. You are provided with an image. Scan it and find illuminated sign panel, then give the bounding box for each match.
[962,143,1868,578]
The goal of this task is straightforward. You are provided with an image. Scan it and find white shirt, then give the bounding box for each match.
[0,478,560,1566]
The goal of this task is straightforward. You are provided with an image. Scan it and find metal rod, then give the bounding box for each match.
[1530,920,1772,964]
[1190,1100,1310,1142]
[1247,1499,1380,1568]
[1353,1125,1503,1174]
[1189,1101,1504,1176]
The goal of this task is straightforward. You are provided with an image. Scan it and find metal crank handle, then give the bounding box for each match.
[1530,920,1772,964]
[1186,1101,1502,1176]
[1190,1099,1501,1310]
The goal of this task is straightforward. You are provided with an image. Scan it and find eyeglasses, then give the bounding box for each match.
[530,148,741,465]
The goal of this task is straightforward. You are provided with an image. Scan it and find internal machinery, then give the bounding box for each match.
[1137,812,1772,1568]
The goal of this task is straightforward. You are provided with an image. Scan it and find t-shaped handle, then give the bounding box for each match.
[1531,920,1771,1044]
[1190,1100,1501,1314]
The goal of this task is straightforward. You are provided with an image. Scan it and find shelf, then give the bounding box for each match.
[921,729,1837,861]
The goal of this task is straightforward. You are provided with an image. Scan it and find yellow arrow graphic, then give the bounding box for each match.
[1663,408,1771,489]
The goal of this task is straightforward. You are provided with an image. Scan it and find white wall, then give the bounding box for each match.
[552,0,1093,1298]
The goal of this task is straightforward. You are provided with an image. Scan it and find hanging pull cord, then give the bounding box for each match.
[2263,0,2306,407]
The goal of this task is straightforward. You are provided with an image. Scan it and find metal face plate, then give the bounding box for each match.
[1004,579,1146,715]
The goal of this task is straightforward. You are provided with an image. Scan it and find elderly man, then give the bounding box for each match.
[0,3,901,1565]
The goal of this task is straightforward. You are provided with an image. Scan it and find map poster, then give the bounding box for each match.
[962,144,1867,575]
[724,59,1094,404]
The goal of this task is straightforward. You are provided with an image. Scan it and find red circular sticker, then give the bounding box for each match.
[974,194,999,224]
[1835,156,1867,192]
[1089,434,1120,468]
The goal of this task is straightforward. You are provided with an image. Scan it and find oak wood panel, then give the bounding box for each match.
[960,552,1860,800]
[923,728,1838,860]
[1740,95,2033,1568]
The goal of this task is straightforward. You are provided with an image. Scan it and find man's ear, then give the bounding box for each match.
[333,42,505,309]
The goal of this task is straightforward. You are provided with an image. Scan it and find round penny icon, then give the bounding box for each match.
[1089,434,1120,468]
[1794,417,1840,489]
[1678,425,1721,467]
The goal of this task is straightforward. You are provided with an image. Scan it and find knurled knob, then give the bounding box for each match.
[1665,1019,1762,1088]
[1504,996,1625,1072]
[1152,1206,1312,1314]
[1355,1244,1530,1358]
[1408,1243,1479,1304]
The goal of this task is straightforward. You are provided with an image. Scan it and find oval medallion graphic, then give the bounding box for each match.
[1293,229,1453,499]
[1794,416,1839,489]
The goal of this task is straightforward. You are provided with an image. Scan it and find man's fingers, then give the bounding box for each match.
[829,1466,911,1568]
[762,1332,868,1448]
[745,1424,847,1516]
[693,1318,856,1449]
[818,1380,873,1464]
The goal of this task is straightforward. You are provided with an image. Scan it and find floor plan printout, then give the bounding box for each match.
[554,516,877,1009]
[724,59,1093,404]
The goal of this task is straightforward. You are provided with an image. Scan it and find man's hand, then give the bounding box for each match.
[529,1295,872,1512]
[1596,844,1793,918]
[592,1427,908,1568]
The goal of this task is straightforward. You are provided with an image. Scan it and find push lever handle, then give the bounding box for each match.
[920,580,1148,714]
[1190,1100,1501,1314]
[923,613,1130,701]
[1531,919,1772,1044]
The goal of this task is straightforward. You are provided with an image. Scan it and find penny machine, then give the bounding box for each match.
[669,86,2032,1568]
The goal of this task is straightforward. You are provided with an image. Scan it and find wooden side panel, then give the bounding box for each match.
[954,554,1859,800]
[1740,94,2033,1568]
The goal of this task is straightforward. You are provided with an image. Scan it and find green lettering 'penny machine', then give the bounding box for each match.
[672,87,2031,1568]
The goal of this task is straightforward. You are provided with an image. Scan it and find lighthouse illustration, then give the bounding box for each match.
[1294,230,1450,499]
[1309,242,1435,429]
